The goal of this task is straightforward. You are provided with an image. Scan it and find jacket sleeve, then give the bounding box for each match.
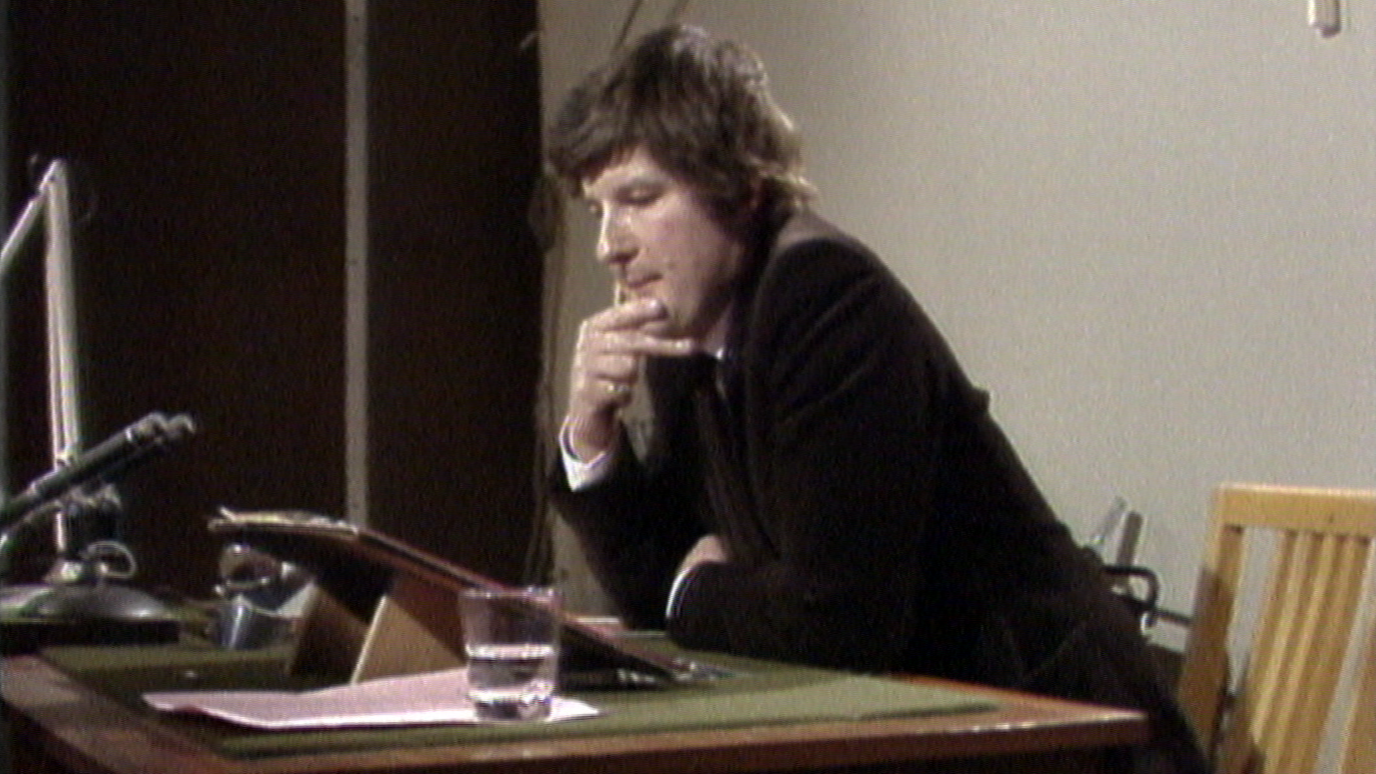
[548,394,708,629]
[666,237,956,672]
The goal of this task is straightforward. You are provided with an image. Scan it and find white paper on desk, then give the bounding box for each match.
[144,668,599,730]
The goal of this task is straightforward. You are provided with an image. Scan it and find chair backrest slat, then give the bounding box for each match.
[1179,483,1376,774]
[1343,615,1376,774]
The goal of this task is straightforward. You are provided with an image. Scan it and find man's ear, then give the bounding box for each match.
[745,181,764,217]
[730,182,765,232]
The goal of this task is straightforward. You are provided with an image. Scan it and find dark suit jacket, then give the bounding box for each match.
[553,210,1208,773]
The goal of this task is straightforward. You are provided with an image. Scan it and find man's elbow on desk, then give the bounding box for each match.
[665,563,911,672]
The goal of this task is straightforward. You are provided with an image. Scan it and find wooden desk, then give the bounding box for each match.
[3,654,1146,774]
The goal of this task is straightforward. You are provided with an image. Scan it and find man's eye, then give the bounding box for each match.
[622,187,660,206]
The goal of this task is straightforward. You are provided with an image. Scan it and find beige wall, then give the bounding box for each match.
[537,0,1376,649]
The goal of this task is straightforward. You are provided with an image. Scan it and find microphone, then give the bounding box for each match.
[0,412,197,526]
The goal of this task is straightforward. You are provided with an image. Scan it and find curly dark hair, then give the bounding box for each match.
[547,24,812,225]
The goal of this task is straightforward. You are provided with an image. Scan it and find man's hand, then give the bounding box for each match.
[565,298,693,461]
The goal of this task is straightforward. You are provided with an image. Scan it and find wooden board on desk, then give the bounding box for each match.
[207,510,713,687]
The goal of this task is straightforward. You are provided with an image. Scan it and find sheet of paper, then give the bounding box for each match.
[144,668,599,730]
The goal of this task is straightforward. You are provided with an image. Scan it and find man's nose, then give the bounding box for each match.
[596,211,634,266]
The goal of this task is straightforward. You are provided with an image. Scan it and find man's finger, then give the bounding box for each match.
[589,297,668,332]
[592,329,696,357]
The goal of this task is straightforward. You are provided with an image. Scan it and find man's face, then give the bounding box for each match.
[581,147,746,342]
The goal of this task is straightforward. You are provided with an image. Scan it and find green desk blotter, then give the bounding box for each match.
[39,639,996,760]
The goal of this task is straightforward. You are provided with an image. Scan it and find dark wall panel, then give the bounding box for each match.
[7,1,348,594]
[365,1,543,584]
[5,1,542,595]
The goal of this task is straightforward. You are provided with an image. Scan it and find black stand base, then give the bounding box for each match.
[0,583,180,655]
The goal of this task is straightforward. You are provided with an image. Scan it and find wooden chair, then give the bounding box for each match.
[1178,483,1376,774]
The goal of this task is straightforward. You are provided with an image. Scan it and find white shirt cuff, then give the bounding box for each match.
[561,419,618,491]
[665,565,697,620]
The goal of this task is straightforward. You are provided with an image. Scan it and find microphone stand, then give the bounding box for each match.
[0,160,176,634]
[0,483,170,624]
[0,409,200,625]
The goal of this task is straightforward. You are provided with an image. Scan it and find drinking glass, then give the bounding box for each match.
[458,586,561,721]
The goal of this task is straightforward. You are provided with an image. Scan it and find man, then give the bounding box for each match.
[547,25,1208,774]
